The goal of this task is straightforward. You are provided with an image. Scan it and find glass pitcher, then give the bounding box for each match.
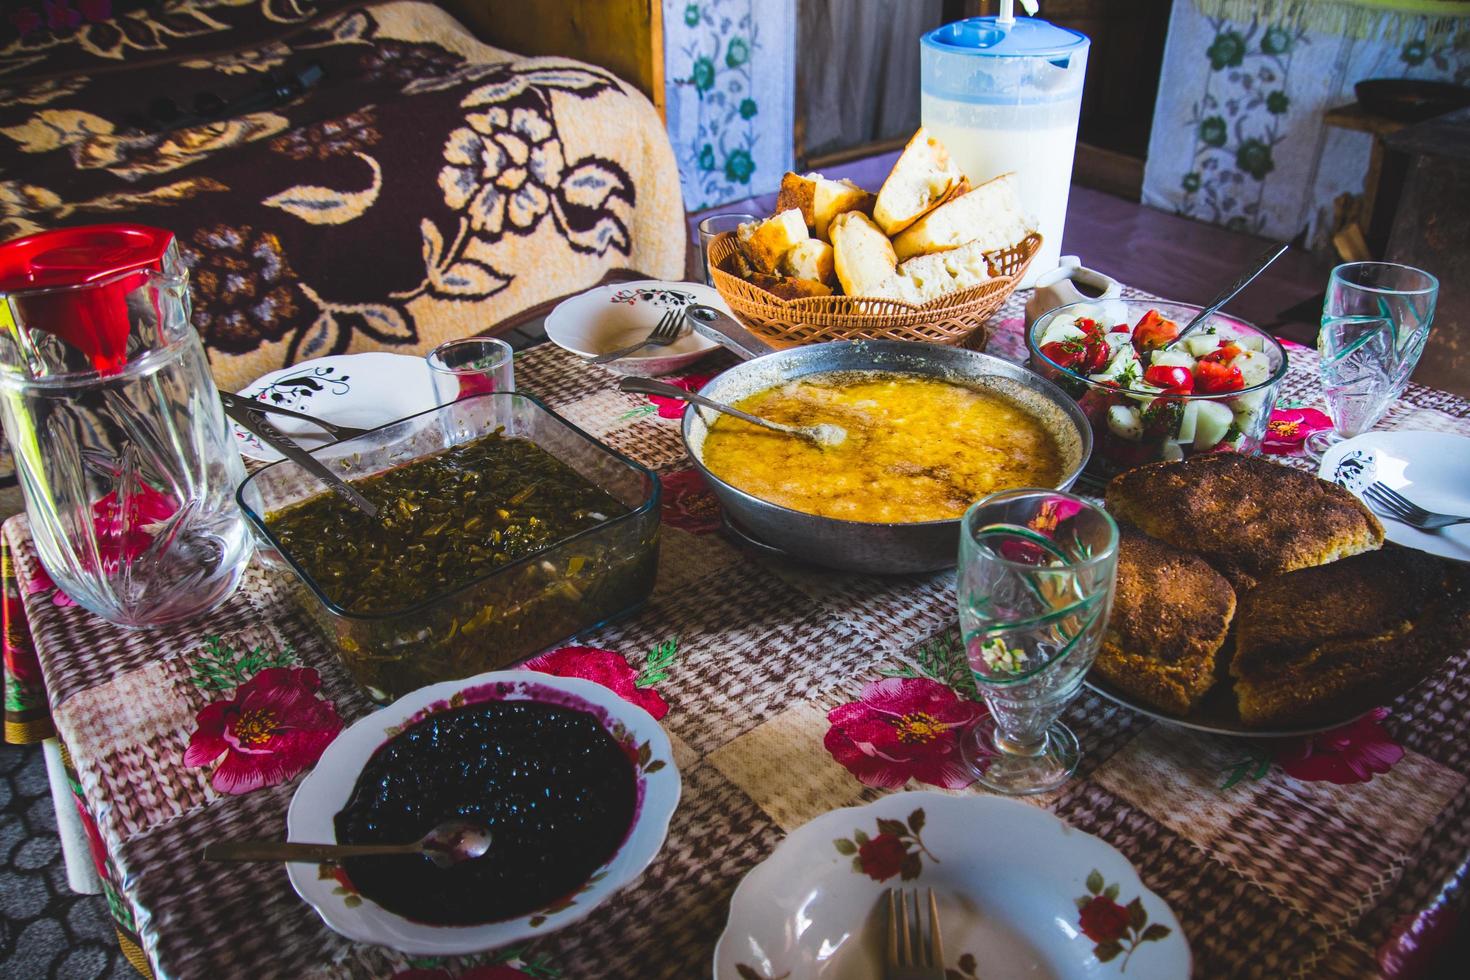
[0,225,252,627]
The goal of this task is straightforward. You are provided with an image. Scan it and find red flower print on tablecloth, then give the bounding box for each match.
[1378,901,1461,979]
[645,373,712,419]
[833,806,936,882]
[183,667,342,795]
[1275,707,1403,784]
[825,677,985,790]
[92,482,179,570]
[1262,407,1332,455]
[23,562,76,608]
[1075,869,1172,969]
[660,469,722,534]
[521,643,672,719]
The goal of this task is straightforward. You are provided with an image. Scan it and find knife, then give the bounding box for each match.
[219,392,379,518]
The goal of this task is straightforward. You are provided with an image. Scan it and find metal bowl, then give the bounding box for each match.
[678,338,1093,574]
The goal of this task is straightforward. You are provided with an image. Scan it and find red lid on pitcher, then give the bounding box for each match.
[0,225,177,374]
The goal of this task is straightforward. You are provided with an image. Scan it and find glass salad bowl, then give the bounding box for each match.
[1026,299,1289,476]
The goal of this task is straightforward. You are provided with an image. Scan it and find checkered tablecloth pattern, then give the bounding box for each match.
[4,291,1469,979]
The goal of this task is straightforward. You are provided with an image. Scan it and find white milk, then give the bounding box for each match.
[923,93,1079,288]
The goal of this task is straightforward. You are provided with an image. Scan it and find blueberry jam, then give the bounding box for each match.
[334,699,637,925]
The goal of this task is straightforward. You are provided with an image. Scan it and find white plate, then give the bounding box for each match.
[287,671,680,955]
[1318,430,1470,562]
[715,792,1190,979]
[544,279,726,376]
[232,353,437,462]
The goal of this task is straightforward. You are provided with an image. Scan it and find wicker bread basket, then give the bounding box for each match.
[708,230,1041,351]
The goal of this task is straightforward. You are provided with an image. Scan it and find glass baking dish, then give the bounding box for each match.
[237,392,660,702]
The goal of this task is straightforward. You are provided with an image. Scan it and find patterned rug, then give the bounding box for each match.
[0,741,136,979]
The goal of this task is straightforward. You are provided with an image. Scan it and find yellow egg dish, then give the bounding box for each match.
[700,371,1065,522]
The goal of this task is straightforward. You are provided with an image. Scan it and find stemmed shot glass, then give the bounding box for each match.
[957,490,1119,795]
[1307,262,1437,454]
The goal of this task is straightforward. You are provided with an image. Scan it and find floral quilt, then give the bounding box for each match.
[0,0,685,392]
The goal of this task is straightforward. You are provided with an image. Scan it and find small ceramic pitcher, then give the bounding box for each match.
[1025,256,1123,328]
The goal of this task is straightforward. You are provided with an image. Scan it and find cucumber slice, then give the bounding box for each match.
[1184,334,1220,358]
[1039,319,1088,347]
[1233,349,1272,386]
[1176,401,1199,444]
[1107,404,1143,441]
[1192,400,1235,450]
[1235,334,1265,352]
[1231,388,1269,412]
[1150,348,1196,370]
[1161,441,1185,463]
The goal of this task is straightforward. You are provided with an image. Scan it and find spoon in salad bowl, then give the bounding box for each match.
[203,819,492,869]
[618,376,848,448]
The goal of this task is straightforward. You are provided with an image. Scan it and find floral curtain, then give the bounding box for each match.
[662,0,796,210]
[1142,0,1469,247]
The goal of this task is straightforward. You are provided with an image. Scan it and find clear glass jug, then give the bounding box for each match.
[0,225,252,627]
[921,16,1090,287]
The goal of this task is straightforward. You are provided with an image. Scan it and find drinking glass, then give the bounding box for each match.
[697,213,758,286]
[1307,262,1437,454]
[427,337,515,406]
[957,490,1119,795]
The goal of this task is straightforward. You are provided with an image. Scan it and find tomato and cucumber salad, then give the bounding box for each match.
[1032,306,1283,468]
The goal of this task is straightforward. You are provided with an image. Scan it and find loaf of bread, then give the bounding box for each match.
[1092,525,1236,716]
[872,128,966,235]
[746,272,833,300]
[1105,454,1384,591]
[876,240,992,305]
[1232,547,1470,727]
[776,172,875,242]
[891,173,1032,261]
[830,211,898,297]
[736,208,809,274]
[780,238,836,286]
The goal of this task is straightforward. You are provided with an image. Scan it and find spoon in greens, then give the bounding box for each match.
[618,376,848,448]
[203,820,492,869]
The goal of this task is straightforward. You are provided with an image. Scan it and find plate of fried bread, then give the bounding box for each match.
[705,128,1041,348]
[1086,453,1470,735]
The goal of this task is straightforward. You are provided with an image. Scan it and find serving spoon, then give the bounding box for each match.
[1164,240,1289,350]
[202,819,492,869]
[618,376,848,448]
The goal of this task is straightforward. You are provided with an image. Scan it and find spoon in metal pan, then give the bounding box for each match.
[202,820,492,869]
[1164,240,1290,350]
[618,376,848,448]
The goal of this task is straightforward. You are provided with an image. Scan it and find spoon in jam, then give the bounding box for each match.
[618,376,848,448]
[203,819,492,869]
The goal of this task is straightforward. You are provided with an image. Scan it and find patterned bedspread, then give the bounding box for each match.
[0,0,685,392]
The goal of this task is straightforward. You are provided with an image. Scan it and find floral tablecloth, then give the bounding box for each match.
[4,289,1470,979]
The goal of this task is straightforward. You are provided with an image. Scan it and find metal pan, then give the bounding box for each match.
[681,306,1093,574]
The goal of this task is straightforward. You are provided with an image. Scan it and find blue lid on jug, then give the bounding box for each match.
[921,17,1089,104]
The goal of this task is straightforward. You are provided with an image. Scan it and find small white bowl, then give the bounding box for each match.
[544,279,726,375]
[286,671,681,955]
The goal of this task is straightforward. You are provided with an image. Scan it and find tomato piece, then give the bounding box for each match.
[1143,364,1193,393]
[1075,317,1105,338]
[1195,357,1244,393]
[1132,309,1180,352]
[1082,337,1111,374]
[1109,323,1130,333]
[1040,339,1085,371]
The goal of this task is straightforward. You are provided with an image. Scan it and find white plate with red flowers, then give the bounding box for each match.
[714,792,1189,979]
[1318,429,1470,563]
[286,671,680,955]
[232,352,437,462]
[544,279,726,376]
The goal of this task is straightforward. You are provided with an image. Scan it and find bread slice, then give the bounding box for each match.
[777,171,875,242]
[829,211,898,297]
[1232,546,1470,728]
[1105,454,1385,591]
[736,208,809,274]
[780,238,836,286]
[872,128,966,235]
[747,272,833,300]
[1092,525,1236,716]
[874,239,993,305]
[891,173,1032,261]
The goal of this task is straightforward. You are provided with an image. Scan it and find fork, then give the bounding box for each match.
[886,888,946,980]
[1362,482,1470,531]
[586,308,684,364]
